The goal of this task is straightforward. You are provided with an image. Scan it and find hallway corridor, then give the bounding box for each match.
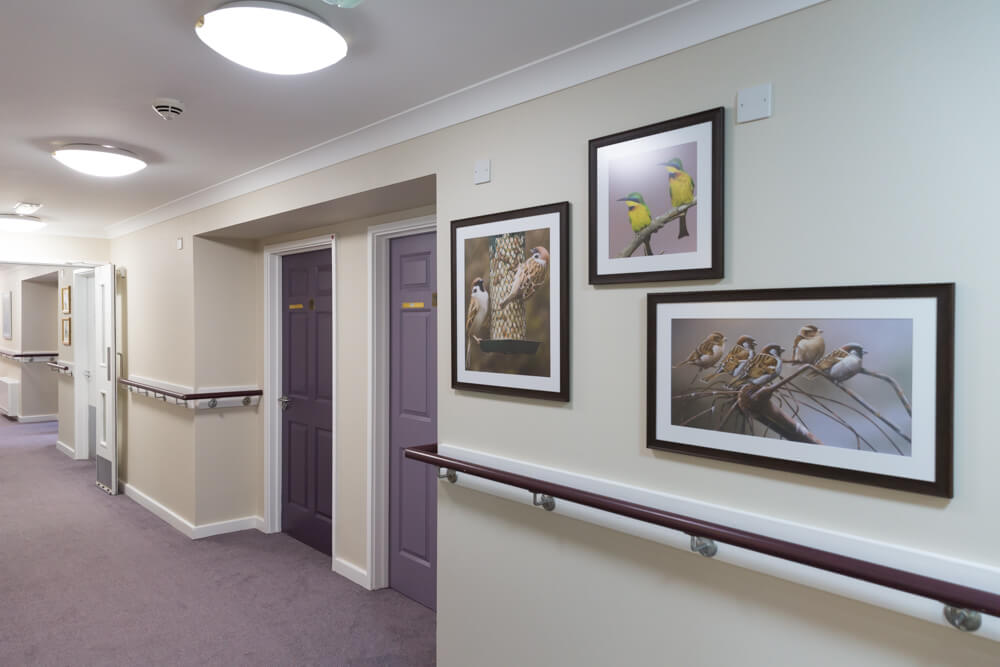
[0,417,435,666]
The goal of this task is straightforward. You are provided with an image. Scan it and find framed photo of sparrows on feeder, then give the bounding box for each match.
[452,202,569,401]
[589,107,723,284]
[648,284,955,497]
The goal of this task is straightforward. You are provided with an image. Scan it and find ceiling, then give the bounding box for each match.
[0,0,688,238]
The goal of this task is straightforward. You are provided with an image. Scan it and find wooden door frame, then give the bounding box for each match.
[366,214,437,591]
[263,235,337,561]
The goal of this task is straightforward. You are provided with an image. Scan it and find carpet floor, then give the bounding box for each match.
[0,417,435,666]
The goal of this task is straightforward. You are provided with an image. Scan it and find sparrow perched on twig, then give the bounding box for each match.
[497,246,549,309]
[659,158,695,239]
[675,332,726,379]
[792,324,825,365]
[812,343,865,382]
[618,192,654,256]
[729,344,784,389]
[465,277,489,366]
[703,335,757,382]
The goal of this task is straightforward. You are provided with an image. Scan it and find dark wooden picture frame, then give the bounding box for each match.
[589,107,724,284]
[647,283,955,497]
[451,202,570,401]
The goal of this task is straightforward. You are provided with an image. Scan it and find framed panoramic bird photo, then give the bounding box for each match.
[647,284,955,497]
[589,107,723,284]
[451,202,569,401]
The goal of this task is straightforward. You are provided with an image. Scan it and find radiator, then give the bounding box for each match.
[0,377,19,417]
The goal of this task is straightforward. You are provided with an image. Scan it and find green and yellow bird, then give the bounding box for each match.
[617,192,654,256]
[659,158,695,239]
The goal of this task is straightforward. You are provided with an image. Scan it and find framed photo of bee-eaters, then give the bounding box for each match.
[647,284,955,497]
[451,202,570,401]
[589,107,724,284]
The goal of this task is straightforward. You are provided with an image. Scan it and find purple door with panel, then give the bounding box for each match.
[389,232,438,609]
[282,248,334,555]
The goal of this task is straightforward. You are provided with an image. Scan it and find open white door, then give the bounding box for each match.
[94,263,118,495]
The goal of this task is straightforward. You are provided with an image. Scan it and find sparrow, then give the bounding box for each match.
[729,344,784,389]
[675,332,727,377]
[497,246,549,309]
[618,192,654,256]
[659,158,695,239]
[465,277,489,366]
[812,343,865,382]
[792,324,825,365]
[703,335,757,382]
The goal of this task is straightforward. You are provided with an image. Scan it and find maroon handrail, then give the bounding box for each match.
[405,443,1000,618]
[118,378,263,401]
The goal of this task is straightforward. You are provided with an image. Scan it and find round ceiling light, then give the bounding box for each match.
[195,1,348,75]
[52,144,147,178]
[0,214,46,233]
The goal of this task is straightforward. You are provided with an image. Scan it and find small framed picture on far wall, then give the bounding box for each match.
[61,285,71,314]
[61,318,71,346]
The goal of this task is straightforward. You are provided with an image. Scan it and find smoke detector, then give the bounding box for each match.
[152,97,185,120]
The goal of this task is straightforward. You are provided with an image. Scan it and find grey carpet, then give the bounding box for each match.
[0,416,436,666]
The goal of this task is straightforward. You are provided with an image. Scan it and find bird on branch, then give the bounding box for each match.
[497,246,549,310]
[675,332,726,380]
[703,335,757,382]
[465,277,489,366]
[659,158,695,238]
[617,192,654,256]
[729,344,784,389]
[811,343,865,381]
[792,324,825,364]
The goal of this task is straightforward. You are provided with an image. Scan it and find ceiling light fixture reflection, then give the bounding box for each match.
[52,144,147,178]
[0,214,46,233]
[14,202,42,215]
[195,1,348,75]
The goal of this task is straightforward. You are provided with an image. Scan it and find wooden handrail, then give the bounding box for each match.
[405,443,1000,618]
[118,378,263,401]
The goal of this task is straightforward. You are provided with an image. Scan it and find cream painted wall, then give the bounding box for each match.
[0,266,61,416]
[0,233,108,265]
[57,268,75,448]
[106,0,1000,662]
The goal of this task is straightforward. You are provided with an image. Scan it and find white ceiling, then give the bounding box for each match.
[0,1,819,239]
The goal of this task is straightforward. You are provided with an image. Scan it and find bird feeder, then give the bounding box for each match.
[481,232,541,355]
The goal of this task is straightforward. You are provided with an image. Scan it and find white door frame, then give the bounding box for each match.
[366,214,437,590]
[72,268,95,461]
[263,235,337,550]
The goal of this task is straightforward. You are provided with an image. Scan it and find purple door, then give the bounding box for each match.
[389,232,438,609]
[282,249,334,555]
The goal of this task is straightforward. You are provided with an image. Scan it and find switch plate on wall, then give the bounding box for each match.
[737,83,772,123]
[176,237,183,250]
[473,159,491,184]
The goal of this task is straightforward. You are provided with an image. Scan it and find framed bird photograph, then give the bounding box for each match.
[451,202,570,401]
[589,107,723,284]
[647,284,955,497]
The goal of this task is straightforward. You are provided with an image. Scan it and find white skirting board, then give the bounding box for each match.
[56,440,75,458]
[18,413,57,423]
[123,483,264,540]
[438,443,1000,642]
[333,557,372,589]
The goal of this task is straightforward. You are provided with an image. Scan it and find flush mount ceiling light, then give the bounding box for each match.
[0,214,46,233]
[195,1,348,75]
[52,144,147,178]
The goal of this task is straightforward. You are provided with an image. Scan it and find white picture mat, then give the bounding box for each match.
[596,120,713,275]
[455,211,562,393]
[655,297,938,481]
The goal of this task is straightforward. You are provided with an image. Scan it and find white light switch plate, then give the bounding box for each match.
[473,159,491,184]
[737,83,772,123]
[176,237,183,250]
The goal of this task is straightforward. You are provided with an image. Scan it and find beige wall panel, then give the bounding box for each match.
[113,221,195,385]
[20,278,57,352]
[18,363,57,418]
[194,410,259,525]
[57,375,75,448]
[120,397,196,522]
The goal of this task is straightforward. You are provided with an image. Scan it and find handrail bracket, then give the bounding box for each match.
[943,606,982,632]
[690,535,718,558]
